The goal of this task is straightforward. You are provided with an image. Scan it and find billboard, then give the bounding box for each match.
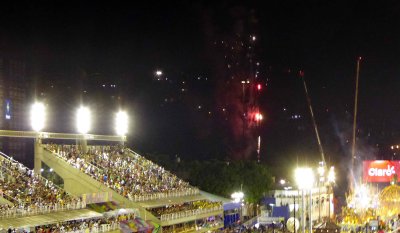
[363,160,400,182]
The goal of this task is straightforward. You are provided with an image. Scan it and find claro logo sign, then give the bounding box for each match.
[363,160,400,182]
[368,165,395,177]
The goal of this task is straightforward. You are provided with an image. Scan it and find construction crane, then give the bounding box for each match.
[299,70,326,167]
[351,57,362,190]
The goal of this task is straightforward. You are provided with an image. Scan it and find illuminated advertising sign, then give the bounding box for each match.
[363,160,400,182]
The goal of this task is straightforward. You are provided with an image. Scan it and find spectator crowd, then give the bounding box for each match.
[3,214,135,233]
[162,215,224,233]
[148,200,223,217]
[44,144,198,200]
[0,153,82,218]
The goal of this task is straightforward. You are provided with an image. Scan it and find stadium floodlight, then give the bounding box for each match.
[115,111,128,136]
[295,167,315,233]
[76,106,91,134]
[31,102,45,132]
[295,167,314,190]
[231,191,244,203]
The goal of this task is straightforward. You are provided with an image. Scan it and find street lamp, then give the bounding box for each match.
[31,102,45,132]
[115,111,128,136]
[295,168,314,233]
[76,106,91,134]
[231,191,244,203]
[231,192,245,223]
[280,179,286,186]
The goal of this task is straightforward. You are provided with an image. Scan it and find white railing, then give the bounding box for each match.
[64,222,120,233]
[162,221,224,233]
[132,188,200,202]
[0,200,86,219]
[160,206,223,221]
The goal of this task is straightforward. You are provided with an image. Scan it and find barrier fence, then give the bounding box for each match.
[131,188,200,202]
[0,200,86,219]
[160,206,223,221]
[62,222,119,233]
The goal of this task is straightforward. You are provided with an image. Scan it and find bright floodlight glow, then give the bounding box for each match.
[115,111,128,136]
[76,106,91,134]
[31,102,45,132]
[280,179,286,185]
[295,167,314,190]
[156,70,163,76]
[318,166,325,176]
[328,166,335,183]
[355,184,370,209]
[231,192,244,203]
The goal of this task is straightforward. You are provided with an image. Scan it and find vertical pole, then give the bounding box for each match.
[257,135,261,163]
[78,138,88,154]
[294,194,296,233]
[242,82,246,144]
[302,190,305,233]
[34,137,43,175]
[318,183,321,222]
[351,57,361,189]
[120,137,126,147]
[309,189,313,233]
[328,185,331,222]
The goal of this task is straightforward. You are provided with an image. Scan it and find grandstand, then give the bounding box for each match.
[0,138,224,232]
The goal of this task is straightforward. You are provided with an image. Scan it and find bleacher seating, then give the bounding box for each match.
[44,144,199,200]
[0,152,83,219]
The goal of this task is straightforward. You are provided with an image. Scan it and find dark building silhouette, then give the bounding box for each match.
[0,56,31,164]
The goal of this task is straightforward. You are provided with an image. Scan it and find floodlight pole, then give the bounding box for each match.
[294,194,296,233]
[77,138,88,154]
[34,136,43,175]
[318,182,321,222]
[309,189,312,233]
[302,190,306,233]
[120,136,126,146]
[328,185,332,223]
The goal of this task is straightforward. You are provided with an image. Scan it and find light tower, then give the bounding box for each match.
[76,106,91,152]
[295,167,314,233]
[31,102,46,175]
[115,110,128,144]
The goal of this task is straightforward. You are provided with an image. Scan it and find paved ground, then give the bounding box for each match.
[0,208,102,229]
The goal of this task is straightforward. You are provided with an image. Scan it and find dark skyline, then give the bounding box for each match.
[1,1,400,189]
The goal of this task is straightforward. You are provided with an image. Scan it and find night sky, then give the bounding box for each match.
[2,1,400,190]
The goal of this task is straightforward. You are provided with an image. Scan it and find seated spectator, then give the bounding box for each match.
[44,144,199,200]
[0,154,82,217]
